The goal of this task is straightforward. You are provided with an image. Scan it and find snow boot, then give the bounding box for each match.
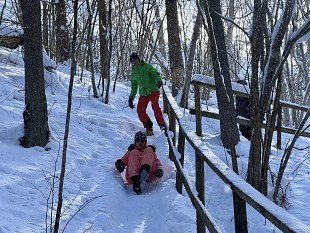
[139,164,151,183]
[159,123,166,131]
[145,127,154,136]
[131,175,142,195]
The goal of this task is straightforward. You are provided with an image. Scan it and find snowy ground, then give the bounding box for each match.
[0,48,309,232]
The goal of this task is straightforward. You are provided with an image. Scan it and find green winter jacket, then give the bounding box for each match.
[129,61,162,99]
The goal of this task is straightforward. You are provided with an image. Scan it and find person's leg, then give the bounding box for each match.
[125,150,141,183]
[125,150,143,194]
[140,147,158,182]
[149,91,164,126]
[137,96,152,128]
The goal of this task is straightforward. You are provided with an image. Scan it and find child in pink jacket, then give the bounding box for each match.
[115,131,164,194]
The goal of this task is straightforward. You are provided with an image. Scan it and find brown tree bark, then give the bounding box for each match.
[55,0,70,62]
[165,0,184,97]
[20,0,49,148]
[54,0,79,232]
[180,12,202,109]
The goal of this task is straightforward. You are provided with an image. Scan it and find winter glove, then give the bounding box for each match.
[157,80,163,88]
[155,169,164,178]
[128,97,134,109]
[115,159,125,173]
[147,144,156,152]
[128,144,135,151]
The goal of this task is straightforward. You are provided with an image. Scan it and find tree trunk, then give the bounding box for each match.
[205,0,239,148]
[180,12,202,109]
[203,1,247,231]
[165,0,184,97]
[273,108,310,204]
[104,0,113,104]
[247,0,264,191]
[42,1,49,54]
[20,0,49,148]
[55,0,70,63]
[54,1,78,232]
[98,0,109,98]
[86,0,98,98]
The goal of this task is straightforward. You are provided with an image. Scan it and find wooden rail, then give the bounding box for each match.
[162,85,310,233]
[190,75,310,149]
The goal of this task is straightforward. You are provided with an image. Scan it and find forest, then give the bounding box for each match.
[0,0,309,232]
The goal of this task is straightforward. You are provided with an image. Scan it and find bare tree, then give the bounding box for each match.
[86,0,98,98]
[19,0,49,148]
[55,0,70,63]
[104,0,113,104]
[247,0,310,196]
[273,108,310,204]
[98,0,109,99]
[54,0,79,232]
[202,1,246,232]
[180,11,202,109]
[202,0,240,149]
[0,0,7,25]
[165,0,184,97]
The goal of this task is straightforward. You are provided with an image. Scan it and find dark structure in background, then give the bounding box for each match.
[235,79,252,141]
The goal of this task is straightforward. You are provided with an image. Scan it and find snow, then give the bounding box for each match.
[192,74,250,94]
[0,25,23,37]
[0,47,310,233]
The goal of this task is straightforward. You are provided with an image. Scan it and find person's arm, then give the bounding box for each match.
[154,154,163,169]
[115,151,130,173]
[121,151,130,167]
[148,64,162,83]
[154,153,164,178]
[129,75,138,99]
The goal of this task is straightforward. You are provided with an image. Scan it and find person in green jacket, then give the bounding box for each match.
[128,52,165,136]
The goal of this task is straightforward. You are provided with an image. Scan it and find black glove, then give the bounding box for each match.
[128,97,134,109]
[147,144,156,152]
[139,164,151,174]
[115,159,125,173]
[157,80,163,88]
[155,169,164,178]
[128,144,135,151]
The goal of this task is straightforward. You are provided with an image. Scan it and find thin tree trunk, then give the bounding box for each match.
[247,0,264,190]
[180,12,202,109]
[104,0,113,104]
[54,1,78,232]
[86,0,98,98]
[273,108,310,204]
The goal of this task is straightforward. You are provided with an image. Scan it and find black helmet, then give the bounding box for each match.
[134,131,147,142]
[130,52,140,62]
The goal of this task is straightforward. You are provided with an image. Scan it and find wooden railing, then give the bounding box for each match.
[189,75,310,150]
[161,85,310,233]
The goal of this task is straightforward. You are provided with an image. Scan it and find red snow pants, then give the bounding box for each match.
[137,91,164,128]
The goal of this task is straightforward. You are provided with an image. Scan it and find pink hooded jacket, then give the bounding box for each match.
[121,146,162,184]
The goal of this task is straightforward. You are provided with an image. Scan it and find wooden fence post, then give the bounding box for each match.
[277,105,282,149]
[163,89,168,115]
[196,151,205,233]
[169,108,176,146]
[176,128,185,194]
[194,83,202,136]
